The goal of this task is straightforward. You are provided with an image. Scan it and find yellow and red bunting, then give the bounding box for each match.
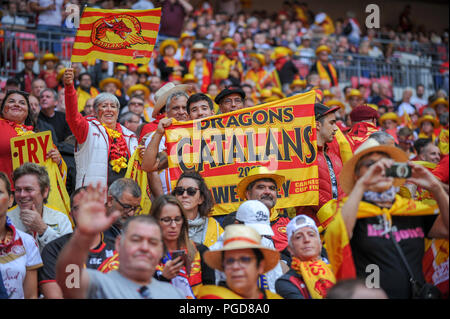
[165,90,319,216]
[71,7,161,65]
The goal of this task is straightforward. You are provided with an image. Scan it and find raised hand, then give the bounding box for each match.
[63,68,74,87]
[407,161,442,192]
[75,183,120,236]
[46,148,62,164]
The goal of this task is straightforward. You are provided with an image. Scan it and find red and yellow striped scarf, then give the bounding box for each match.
[189,59,211,92]
[163,56,182,82]
[316,61,338,86]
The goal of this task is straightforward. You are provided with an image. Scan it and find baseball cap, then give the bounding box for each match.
[236,200,274,236]
[286,215,319,243]
[314,102,340,120]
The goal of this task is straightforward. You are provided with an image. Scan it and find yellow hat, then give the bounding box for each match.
[21,52,37,61]
[159,39,178,55]
[379,112,400,126]
[115,64,128,72]
[290,79,306,89]
[325,99,345,110]
[99,77,122,91]
[315,45,331,55]
[264,96,279,103]
[40,53,59,64]
[182,73,198,83]
[346,89,362,99]
[430,97,449,110]
[249,53,265,66]
[323,89,334,98]
[56,68,66,82]
[220,37,238,48]
[417,115,439,128]
[179,32,195,43]
[366,103,378,111]
[271,47,292,60]
[271,87,285,99]
[236,166,285,200]
[137,65,151,75]
[260,89,272,98]
[127,84,150,99]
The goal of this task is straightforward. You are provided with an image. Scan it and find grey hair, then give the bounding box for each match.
[119,111,139,125]
[108,178,141,199]
[368,131,395,145]
[165,91,189,109]
[93,92,120,112]
[40,88,58,101]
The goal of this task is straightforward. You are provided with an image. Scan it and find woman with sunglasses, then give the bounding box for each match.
[0,90,64,186]
[0,172,42,298]
[172,170,223,248]
[150,195,215,298]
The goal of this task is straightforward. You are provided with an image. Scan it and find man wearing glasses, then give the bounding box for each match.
[214,86,246,114]
[103,178,142,240]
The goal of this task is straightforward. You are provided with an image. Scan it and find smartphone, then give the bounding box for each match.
[171,249,186,261]
[385,163,412,178]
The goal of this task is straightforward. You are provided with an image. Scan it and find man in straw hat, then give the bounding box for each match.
[320,138,448,298]
[39,53,59,90]
[188,42,212,93]
[16,52,38,92]
[296,103,345,223]
[196,224,283,299]
[275,215,336,299]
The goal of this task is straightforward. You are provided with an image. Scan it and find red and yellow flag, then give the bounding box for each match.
[71,7,161,65]
[165,91,319,216]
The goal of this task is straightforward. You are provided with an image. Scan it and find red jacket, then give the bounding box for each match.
[296,144,344,224]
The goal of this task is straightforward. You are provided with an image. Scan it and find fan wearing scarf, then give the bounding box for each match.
[275,215,336,299]
[320,138,449,299]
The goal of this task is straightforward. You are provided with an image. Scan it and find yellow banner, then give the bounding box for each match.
[10,131,71,221]
[165,91,319,215]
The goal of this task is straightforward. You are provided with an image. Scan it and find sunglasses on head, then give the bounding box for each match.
[172,186,199,196]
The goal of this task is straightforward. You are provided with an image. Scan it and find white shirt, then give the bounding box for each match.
[144,133,171,194]
[397,102,416,116]
[30,0,64,26]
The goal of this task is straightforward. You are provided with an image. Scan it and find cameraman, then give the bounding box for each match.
[321,138,448,298]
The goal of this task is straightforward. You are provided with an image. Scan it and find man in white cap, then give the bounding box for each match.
[275,215,335,299]
[210,200,284,293]
[196,224,283,299]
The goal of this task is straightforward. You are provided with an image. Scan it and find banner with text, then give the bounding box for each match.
[165,90,319,216]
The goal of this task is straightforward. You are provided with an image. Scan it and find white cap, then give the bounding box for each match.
[286,215,319,243]
[236,200,274,236]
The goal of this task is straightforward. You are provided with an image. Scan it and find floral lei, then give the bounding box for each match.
[1,118,34,136]
[102,123,129,173]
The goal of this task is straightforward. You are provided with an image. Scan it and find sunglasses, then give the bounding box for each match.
[172,186,199,196]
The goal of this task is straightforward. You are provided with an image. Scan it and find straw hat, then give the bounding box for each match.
[182,73,198,83]
[99,77,122,91]
[339,139,409,194]
[271,87,285,99]
[366,103,379,111]
[417,114,439,128]
[21,52,37,61]
[220,37,238,48]
[203,224,280,272]
[379,112,400,126]
[152,82,190,118]
[260,89,272,98]
[249,53,265,66]
[325,99,345,110]
[40,53,59,64]
[159,39,178,55]
[127,84,150,99]
[271,47,292,60]
[323,89,334,98]
[429,97,449,110]
[192,42,208,53]
[236,166,285,200]
[315,45,331,55]
[290,79,306,89]
[115,64,128,72]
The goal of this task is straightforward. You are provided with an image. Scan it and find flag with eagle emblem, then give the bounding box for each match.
[71,7,161,65]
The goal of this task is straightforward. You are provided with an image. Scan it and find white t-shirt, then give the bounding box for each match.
[30,0,64,27]
[0,224,43,299]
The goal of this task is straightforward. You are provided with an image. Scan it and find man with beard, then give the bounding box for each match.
[296,103,345,224]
